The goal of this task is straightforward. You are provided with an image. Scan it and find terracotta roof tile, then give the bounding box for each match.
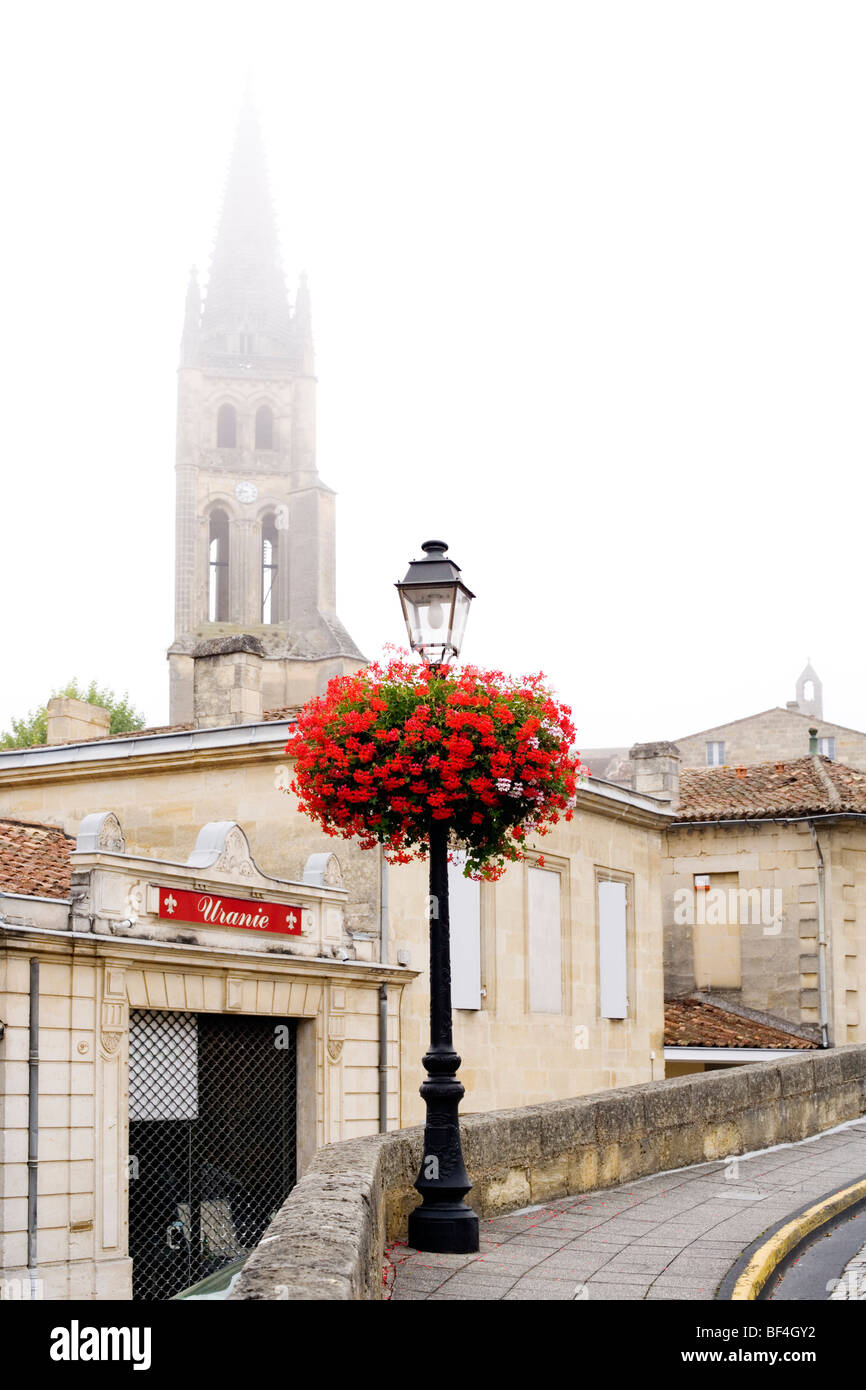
[676,755,866,822]
[664,998,818,1049]
[0,818,74,898]
[261,706,300,723]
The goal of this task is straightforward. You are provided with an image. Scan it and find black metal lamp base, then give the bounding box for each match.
[408,1201,479,1254]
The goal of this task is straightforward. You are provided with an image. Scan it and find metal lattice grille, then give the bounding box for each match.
[128,1009,297,1301]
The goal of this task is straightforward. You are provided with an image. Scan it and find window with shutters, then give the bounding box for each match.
[527,863,563,1013]
[596,871,634,1019]
[448,851,481,1009]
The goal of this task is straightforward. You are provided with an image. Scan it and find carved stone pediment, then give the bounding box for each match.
[76,811,126,855]
[303,852,344,890]
[186,822,255,878]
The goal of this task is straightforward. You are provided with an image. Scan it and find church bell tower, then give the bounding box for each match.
[168,98,365,724]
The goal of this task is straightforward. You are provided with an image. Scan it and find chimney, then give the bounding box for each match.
[192,634,265,728]
[809,726,819,755]
[629,740,681,808]
[45,697,111,745]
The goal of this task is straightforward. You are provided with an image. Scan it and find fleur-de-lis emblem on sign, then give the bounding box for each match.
[285,909,298,929]
[164,894,177,916]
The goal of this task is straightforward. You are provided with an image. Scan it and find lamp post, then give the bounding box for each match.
[396,541,479,1254]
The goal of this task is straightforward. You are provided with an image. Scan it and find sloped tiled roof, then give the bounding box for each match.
[664,999,818,1050]
[0,818,74,898]
[676,755,866,822]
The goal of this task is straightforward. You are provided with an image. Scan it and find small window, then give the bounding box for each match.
[208,509,230,621]
[216,403,236,448]
[598,878,628,1018]
[261,513,279,624]
[239,333,254,356]
[449,852,481,1010]
[706,741,725,766]
[255,405,274,451]
[818,736,835,759]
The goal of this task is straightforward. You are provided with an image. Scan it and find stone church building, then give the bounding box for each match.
[168,96,365,725]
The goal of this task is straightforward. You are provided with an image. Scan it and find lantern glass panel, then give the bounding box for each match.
[400,583,460,661]
[449,586,472,656]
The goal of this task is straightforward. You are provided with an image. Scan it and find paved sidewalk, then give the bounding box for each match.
[386,1119,866,1301]
[829,1235,866,1300]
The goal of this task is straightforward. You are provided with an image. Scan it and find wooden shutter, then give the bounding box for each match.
[528,865,562,1014]
[449,852,481,1009]
[598,878,628,1018]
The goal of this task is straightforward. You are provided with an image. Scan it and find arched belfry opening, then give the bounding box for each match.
[217,403,237,448]
[795,661,823,719]
[261,513,280,624]
[255,405,274,451]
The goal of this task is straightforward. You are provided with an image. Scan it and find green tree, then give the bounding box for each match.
[0,680,146,749]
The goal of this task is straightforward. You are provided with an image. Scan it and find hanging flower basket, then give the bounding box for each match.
[285,654,583,880]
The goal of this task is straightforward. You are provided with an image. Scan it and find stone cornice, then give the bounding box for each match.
[0,732,290,787]
[0,921,417,984]
[572,781,674,829]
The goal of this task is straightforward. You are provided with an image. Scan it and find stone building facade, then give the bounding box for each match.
[0,693,671,1113]
[0,700,670,1299]
[672,663,866,771]
[0,812,409,1299]
[654,749,866,1049]
[168,97,364,724]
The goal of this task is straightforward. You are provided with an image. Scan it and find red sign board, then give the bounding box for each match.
[157,886,303,937]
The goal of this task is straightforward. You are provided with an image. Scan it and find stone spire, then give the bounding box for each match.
[199,96,293,359]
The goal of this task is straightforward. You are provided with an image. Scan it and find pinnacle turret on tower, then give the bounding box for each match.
[294,270,314,376]
[180,266,201,365]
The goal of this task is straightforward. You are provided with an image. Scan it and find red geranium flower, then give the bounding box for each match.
[285,655,582,881]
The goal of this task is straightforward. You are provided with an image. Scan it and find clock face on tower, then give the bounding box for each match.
[234,481,258,505]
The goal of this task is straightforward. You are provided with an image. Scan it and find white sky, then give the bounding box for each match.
[2,0,864,749]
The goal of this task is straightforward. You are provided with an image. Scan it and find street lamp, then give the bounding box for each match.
[396,540,479,1254]
[396,540,475,667]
